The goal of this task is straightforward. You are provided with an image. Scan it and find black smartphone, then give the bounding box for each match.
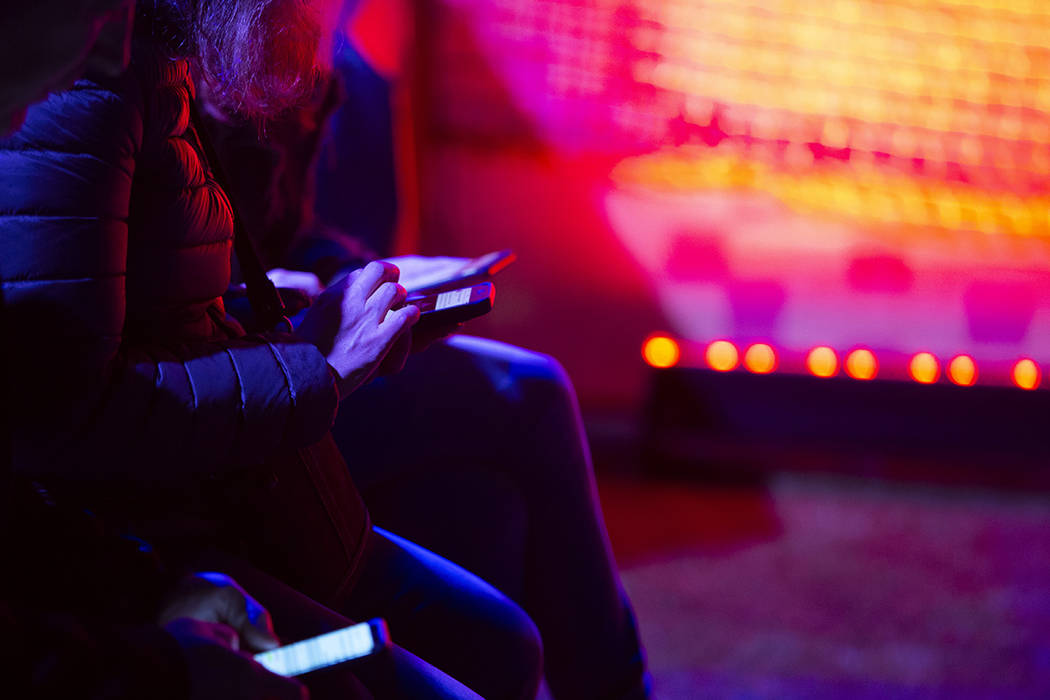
[406,281,495,330]
[406,250,516,293]
[254,619,391,677]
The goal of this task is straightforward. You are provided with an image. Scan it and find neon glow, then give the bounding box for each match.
[706,341,740,372]
[641,338,1049,391]
[1013,358,1041,390]
[947,355,977,387]
[743,343,777,374]
[909,353,940,384]
[845,349,877,381]
[425,0,1050,396]
[806,347,838,378]
[643,335,681,369]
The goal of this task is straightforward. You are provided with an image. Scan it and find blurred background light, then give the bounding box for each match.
[643,335,681,369]
[948,355,978,386]
[844,349,878,380]
[423,0,1050,400]
[1013,358,1041,390]
[743,343,777,374]
[806,346,839,378]
[706,340,740,372]
[909,353,940,384]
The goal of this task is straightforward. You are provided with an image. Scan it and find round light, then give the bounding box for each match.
[806,346,838,378]
[706,340,739,372]
[909,352,940,384]
[845,349,878,380]
[642,335,681,369]
[743,344,777,374]
[1013,358,1040,390]
[947,355,977,386]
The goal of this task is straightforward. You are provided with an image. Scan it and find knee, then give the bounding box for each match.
[449,586,543,700]
[488,600,544,700]
[445,335,575,404]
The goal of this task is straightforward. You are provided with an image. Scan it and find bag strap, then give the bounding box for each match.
[187,99,291,332]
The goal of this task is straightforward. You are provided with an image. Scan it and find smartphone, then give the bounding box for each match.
[255,619,391,677]
[406,281,496,330]
[406,250,516,293]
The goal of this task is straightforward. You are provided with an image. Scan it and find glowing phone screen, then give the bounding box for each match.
[255,622,376,677]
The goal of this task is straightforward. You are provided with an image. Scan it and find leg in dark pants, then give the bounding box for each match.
[341,528,543,700]
[334,336,650,700]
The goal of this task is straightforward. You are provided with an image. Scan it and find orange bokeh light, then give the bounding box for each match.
[743,343,777,374]
[844,349,878,380]
[909,352,940,384]
[642,335,681,369]
[806,346,838,377]
[1013,358,1040,390]
[706,340,739,372]
[947,355,977,386]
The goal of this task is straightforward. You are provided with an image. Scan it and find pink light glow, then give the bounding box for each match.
[424,0,1050,394]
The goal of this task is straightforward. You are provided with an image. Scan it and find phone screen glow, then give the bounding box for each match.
[255,622,376,677]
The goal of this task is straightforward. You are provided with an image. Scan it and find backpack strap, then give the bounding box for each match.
[188,99,292,332]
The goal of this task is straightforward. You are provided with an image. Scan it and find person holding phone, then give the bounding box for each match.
[0,4,304,698]
[0,6,326,697]
[0,1,542,698]
[204,15,652,699]
[4,571,313,699]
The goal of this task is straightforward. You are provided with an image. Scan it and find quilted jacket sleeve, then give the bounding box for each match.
[0,71,339,485]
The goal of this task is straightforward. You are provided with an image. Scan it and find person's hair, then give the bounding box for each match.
[151,0,327,118]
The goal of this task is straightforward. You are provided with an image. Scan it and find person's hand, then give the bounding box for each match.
[165,617,308,700]
[157,573,279,653]
[296,260,420,396]
[379,256,475,350]
[266,268,324,299]
[381,255,469,293]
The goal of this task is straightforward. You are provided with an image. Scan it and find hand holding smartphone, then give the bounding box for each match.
[405,281,496,333]
[255,619,391,677]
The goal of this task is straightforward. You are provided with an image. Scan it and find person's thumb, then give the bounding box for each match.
[240,617,280,652]
[216,585,280,652]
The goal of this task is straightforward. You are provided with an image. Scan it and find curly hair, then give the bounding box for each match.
[149,0,331,118]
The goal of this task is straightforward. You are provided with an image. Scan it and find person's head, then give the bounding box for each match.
[0,0,136,135]
[164,0,336,119]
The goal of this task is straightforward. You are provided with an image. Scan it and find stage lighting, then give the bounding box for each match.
[806,346,838,378]
[947,355,977,386]
[844,349,878,380]
[1012,358,1041,390]
[706,340,739,372]
[909,352,940,384]
[743,343,777,374]
[642,335,681,369]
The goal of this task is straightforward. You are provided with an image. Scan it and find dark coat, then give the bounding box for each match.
[0,24,373,694]
[0,47,341,485]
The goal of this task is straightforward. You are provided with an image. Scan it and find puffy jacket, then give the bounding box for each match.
[0,44,339,485]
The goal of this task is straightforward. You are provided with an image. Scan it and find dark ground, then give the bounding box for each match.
[592,441,1050,699]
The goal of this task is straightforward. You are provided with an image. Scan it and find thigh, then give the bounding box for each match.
[359,467,529,600]
[340,528,543,700]
[333,335,561,489]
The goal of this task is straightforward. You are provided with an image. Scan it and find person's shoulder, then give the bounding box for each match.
[2,71,143,160]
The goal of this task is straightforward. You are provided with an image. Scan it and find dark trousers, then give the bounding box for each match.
[334,336,651,700]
